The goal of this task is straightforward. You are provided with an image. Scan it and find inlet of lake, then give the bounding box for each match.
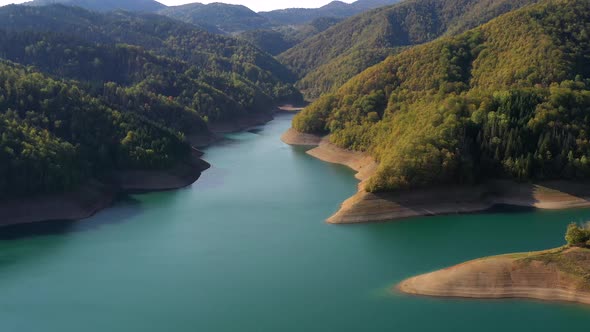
[1,113,589,331]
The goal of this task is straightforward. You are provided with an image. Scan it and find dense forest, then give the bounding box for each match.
[0,61,190,198]
[0,5,302,124]
[279,0,542,100]
[293,0,590,192]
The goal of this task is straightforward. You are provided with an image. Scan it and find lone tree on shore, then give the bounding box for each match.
[565,223,590,247]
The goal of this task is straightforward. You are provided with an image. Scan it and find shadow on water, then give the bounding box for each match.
[0,195,144,240]
[207,134,253,148]
[289,145,315,153]
[247,128,263,135]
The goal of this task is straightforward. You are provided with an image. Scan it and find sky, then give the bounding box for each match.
[0,0,356,12]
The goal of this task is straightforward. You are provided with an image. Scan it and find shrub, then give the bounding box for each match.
[565,223,590,246]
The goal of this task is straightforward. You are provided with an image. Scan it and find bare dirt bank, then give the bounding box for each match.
[282,128,590,224]
[113,149,210,192]
[398,247,590,306]
[281,128,322,146]
[0,181,115,227]
[0,150,210,227]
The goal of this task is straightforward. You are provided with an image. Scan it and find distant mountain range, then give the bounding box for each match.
[19,0,401,33]
[260,0,400,25]
[158,3,271,33]
[25,0,166,12]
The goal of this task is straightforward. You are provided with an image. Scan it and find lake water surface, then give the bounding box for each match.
[1,113,590,331]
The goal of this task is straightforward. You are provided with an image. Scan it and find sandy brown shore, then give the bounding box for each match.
[282,128,590,223]
[398,247,590,306]
[0,150,210,227]
[113,149,210,192]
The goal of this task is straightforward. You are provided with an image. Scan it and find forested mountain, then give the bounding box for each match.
[260,0,400,25]
[238,17,343,56]
[0,4,302,198]
[0,5,301,115]
[158,3,271,33]
[293,0,590,191]
[279,0,542,100]
[25,0,165,12]
[0,60,191,198]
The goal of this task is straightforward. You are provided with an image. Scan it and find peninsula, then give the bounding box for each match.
[398,224,590,306]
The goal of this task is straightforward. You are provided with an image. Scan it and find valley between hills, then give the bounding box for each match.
[1,0,590,314]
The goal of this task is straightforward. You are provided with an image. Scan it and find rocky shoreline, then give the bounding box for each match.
[282,128,590,223]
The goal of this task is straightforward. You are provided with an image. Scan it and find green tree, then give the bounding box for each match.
[565,223,590,246]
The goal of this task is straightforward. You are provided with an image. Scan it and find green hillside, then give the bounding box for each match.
[0,61,190,198]
[293,0,590,192]
[0,5,301,124]
[280,0,541,100]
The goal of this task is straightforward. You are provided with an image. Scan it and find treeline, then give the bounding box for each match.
[293,0,590,192]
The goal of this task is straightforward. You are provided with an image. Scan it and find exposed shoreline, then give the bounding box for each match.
[0,149,211,227]
[281,128,590,223]
[397,247,590,306]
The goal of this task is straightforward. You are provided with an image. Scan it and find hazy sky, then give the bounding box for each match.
[0,1,355,12]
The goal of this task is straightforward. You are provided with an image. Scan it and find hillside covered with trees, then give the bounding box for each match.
[280,0,542,100]
[293,0,590,192]
[0,4,303,199]
[0,5,301,125]
[0,60,190,198]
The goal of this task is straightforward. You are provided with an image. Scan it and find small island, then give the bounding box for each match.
[398,223,590,306]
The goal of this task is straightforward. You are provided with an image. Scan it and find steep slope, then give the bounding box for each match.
[260,0,400,26]
[280,0,541,99]
[292,0,590,194]
[24,0,165,12]
[158,3,271,33]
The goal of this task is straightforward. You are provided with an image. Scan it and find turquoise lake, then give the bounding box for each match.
[1,113,589,331]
